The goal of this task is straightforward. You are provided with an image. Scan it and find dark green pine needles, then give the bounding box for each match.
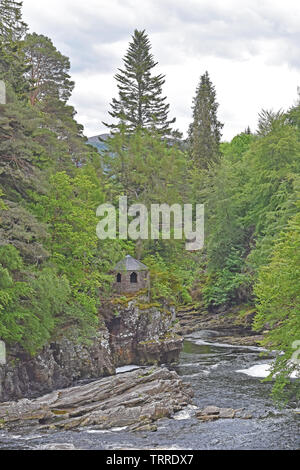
[188,71,223,169]
[104,29,175,137]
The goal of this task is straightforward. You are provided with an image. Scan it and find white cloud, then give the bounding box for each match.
[22,0,300,140]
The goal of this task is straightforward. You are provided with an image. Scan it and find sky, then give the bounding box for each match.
[22,0,300,141]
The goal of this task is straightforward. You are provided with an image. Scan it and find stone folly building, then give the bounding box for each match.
[113,255,150,295]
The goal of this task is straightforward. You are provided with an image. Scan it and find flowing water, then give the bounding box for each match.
[0,330,299,450]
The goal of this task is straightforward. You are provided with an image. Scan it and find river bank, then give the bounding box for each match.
[0,329,299,450]
[0,301,299,450]
[177,304,264,346]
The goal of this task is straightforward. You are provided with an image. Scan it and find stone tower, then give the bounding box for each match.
[113,255,150,295]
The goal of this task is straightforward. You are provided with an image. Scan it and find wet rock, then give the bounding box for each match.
[40,443,77,450]
[219,408,236,419]
[235,409,253,419]
[176,304,264,346]
[132,423,158,432]
[196,406,251,421]
[201,405,220,415]
[0,367,193,432]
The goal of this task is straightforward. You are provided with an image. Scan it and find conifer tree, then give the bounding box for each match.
[104,29,175,136]
[0,0,27,41]
[23,33,74,105]
[188,71,223,168]
[0,0,29,95]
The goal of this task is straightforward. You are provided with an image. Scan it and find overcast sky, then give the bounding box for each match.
[22,0,300,141]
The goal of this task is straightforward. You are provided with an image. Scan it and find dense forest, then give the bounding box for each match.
[0,0,299,403]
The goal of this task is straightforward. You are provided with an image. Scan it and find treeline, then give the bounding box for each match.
[0,1,299,401]
[0,0,131,354]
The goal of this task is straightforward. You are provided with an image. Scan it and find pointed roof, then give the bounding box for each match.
[113,255,148,272]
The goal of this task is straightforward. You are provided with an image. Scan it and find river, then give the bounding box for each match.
[0,329,299,450]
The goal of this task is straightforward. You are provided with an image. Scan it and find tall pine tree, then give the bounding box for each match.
[0,0,27,41]
[0,0,29,96]
[23,33,75,106]
[188,71,223,169]
[104,29,175,136]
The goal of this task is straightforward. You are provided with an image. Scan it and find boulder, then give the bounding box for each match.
[196,405,252,421]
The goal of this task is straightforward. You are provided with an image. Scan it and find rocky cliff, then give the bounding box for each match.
[0,296,182,402]
[102,296,183,366]
[0,367,193,432]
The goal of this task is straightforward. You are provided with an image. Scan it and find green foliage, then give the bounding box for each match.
[31,170,107,290]
[253,206,300,403]
[0,0,27,41]
[203,248,251,308]
[103,128,186,206]
[143,253,192,305]
[0,245,70,354]
[23,33,74,105]
[197,110,300,400]
[104,29,175,136]
[0,1,299,407]
[188,71,223,169]
[220,132,255,160]
[0,0,29,96]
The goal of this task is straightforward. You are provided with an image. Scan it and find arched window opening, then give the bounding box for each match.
[130,272,138,284]
[117,273,122,283]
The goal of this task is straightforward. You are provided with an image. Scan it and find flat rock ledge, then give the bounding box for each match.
[0,367,193,432]
[196,405,252,422]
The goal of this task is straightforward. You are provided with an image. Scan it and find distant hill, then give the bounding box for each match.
[87,134,109,153]
[87,133,187,154]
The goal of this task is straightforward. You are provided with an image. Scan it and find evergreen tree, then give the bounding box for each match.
[257,108,285,136]
[0,0,27,41]
[104,29,175,136]
[23,33,74,105]
[0,0,29,96]
[188,71,223,168]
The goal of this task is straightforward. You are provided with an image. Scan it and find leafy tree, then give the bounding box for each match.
[0,244,71,355]
[143,253,193,305]
[188,71,223,169]
[30,169,130,331]
[201,112,300,310]
[104,29,175,136]
[220,132,255,161]
[254,204,300,403]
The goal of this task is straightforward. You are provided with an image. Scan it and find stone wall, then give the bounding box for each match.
[113,270,150,294]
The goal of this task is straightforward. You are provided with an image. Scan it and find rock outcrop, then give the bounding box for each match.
[103,297,182,366]
[0,367,193,431]
[0,331,114,402]
[177,304,264,346]
[0,296,183,402]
